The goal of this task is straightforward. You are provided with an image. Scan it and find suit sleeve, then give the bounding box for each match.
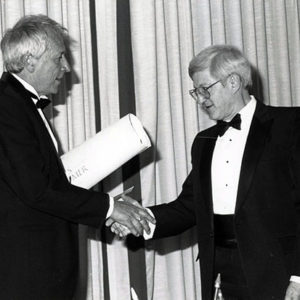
[149,135,202,239]
[0,97,109,228]
[149,169,197,238]
[290,110,300,274]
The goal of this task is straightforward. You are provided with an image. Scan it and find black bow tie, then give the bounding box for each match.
[27,91,51,109]
[217,113,241,137]
[36,97,51,109]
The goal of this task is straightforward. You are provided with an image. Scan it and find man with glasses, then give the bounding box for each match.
[110,45,300,299]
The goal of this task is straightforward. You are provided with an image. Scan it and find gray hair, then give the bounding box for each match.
[1,14,70,73]
[188,45,252,88]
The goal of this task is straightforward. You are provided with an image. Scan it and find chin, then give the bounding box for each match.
[208,113,218,121]
[206,108,218,120]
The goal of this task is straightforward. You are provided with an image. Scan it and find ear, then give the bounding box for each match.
[228,73,241,93]
[23,54,37,73]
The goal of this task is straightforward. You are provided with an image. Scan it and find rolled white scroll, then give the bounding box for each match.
[60,114,151,189]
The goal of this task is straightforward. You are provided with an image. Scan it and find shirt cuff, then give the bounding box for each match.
[290,276,300,283]
[105,196,114,219]
[143,208,156,240]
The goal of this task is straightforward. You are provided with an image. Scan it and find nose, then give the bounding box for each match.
[61,55,71,73]
[196,94,207,105]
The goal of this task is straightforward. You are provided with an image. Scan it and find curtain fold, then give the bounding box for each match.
[130,1,201,298]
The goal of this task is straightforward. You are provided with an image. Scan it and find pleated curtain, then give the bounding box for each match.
[1,1,300,299]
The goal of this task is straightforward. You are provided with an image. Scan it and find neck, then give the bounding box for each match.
[241,89,251,106]
[11,72,39,96]
[234,90,251,114]
[223,90,251,121]
[16,70,39,93]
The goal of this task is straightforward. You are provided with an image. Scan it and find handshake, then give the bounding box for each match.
[105,187,156,238]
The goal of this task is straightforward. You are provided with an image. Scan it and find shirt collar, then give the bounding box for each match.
[238,95,257,130]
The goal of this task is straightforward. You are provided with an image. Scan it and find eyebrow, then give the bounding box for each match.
[195,83,209,88]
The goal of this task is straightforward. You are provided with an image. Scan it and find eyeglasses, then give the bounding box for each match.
[189,79,221,102]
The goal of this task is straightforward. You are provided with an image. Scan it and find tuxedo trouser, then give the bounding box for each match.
[213,214,250,300]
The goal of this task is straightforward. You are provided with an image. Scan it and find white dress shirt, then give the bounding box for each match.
[211,96,256,214]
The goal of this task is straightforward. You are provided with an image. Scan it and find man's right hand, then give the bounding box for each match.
[285,281,300,300]
[109,194,156,237]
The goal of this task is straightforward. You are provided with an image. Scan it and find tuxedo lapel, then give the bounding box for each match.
[1,73,42,121]
[1,73,57,152]
[235,102,273,214]
[1,72,35,103]
[197,127,219,215]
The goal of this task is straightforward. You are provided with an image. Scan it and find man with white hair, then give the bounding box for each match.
[0,15,154,299]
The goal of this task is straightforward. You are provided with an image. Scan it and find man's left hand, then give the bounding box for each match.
[285,282,300,300]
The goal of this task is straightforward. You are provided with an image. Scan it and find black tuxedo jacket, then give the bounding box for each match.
[150,100,300,299]
[0,72,109,299]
